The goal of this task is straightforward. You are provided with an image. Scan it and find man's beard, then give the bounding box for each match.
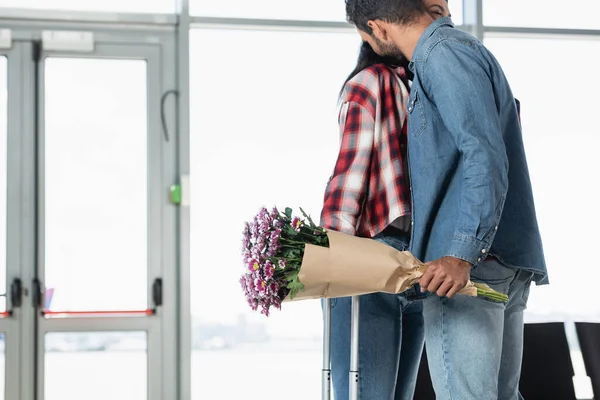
[374,36,404,61]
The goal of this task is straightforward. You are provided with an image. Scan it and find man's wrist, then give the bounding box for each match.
[444,255,472,269]
[446,236,491,267]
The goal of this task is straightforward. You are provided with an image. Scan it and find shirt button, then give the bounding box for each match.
[408,106,413,112]
[482,249,487,254]
[494,226,498,231]
[477,258,482,262]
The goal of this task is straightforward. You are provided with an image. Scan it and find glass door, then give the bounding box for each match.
[33,38,175,400]
[0,19,179,400]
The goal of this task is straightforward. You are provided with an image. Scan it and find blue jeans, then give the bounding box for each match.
[423,259,534,400]
[323,231,425,400]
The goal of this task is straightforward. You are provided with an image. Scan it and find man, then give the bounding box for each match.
[343,1,547,399]
[320,2,452,398]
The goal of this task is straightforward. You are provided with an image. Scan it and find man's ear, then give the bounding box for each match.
[368,20,390,41]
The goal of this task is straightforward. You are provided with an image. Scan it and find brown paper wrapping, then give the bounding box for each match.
[284,230,477,302]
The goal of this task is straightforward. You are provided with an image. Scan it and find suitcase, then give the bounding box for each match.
[322,296,360,400]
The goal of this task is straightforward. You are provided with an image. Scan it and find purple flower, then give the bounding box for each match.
[256,234,266,246]
[264,261,275,279]
[251,247,266,263]
[250,219,259,236]
[242,249,252,264]
[255,278,267,294]
[271,296,282,311]
[258,207,268,219]
[266,229,281,256]
[260,281,269,294]
[245,275,256,293]
[292,217,302,231]
[259,220,270,233]
[270,207,279,219]
[278,259,286,269]
[260,304,270,316]
[247,258,260,273]
[248,298,259,311]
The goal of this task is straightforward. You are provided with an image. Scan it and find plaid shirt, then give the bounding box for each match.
[320,64,412,238]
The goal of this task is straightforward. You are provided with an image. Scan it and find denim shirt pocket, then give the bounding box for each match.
[407,88,427,137]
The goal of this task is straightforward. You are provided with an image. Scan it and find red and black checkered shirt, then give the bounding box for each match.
[320,64,412,238]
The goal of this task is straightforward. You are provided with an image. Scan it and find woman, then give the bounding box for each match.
[320,1,451,398]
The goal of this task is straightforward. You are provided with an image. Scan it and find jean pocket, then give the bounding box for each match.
[521,273,535,305]
[470,260,516,294]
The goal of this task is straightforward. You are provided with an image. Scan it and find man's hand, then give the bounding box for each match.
[420,256,472,298]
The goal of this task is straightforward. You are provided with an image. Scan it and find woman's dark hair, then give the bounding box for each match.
[341,41,411,94]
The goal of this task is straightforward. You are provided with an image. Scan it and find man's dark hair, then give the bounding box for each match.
[345,0,427,34]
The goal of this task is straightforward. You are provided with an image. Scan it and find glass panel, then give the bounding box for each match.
[0,0,174,13]
[483,0,599,29]
[45,332,146,400]
[484,36,600,321]
[0,57,6,313]
[191,0,345,21]
[450,0,463,26]
[191,0,464,24]
[190,29,360,399]
[44,58,147,312]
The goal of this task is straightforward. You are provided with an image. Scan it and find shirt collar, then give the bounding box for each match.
[409,17,454,70]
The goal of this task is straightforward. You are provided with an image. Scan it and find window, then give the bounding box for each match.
[191,0,346,21]
[450,0,463,26]
[191,0,463,24]
[0,0,174,14]
[483,0,600,30]
[189,28,360,399]
[45,332,147,400]
[485,36,600,320]
[44,58,148,312]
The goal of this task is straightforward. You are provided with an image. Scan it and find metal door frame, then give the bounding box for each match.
[0,19,179,400]
[0,41,26,400]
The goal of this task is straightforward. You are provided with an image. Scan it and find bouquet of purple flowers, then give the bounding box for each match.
[240,206,508,316]
[239,206,326,315]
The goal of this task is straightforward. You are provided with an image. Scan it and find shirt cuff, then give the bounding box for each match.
[445,235,492,267]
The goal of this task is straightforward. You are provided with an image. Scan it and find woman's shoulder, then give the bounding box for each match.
[341,64,407,106]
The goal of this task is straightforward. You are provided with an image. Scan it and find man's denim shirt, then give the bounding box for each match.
[406,17,547,284]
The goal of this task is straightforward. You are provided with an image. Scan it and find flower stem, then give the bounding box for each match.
[475,286,509,303]
[280,238,306,245]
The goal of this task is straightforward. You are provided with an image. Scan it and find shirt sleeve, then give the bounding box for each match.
[320,101,374,235]
[422,40,509,266]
